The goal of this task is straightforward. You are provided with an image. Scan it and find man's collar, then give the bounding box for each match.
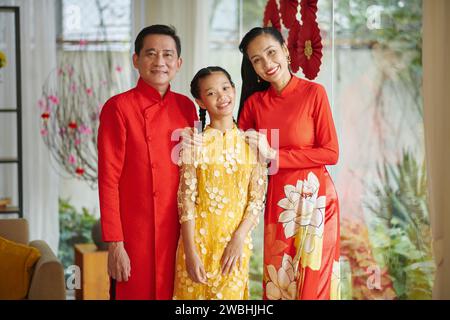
[136,77,172,104]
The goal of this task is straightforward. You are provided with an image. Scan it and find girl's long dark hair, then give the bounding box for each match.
[237,27,286,121]
[190,66,235,131]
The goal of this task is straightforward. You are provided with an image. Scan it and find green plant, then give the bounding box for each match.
[365,151,435,299]
[249,249,264,299]
[58,198,97,272]
[341,218,396,300]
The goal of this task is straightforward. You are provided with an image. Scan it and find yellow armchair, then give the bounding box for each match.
[0,218,66,300]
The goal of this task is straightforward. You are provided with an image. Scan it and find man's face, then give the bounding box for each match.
[133,34,182,90]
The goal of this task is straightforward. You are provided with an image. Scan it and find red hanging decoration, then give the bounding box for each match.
[279,0,298,29]
[262,0,322,79]
[296,17,323,80]
[287,20,302,73]
[300,0,318,22]
[75,167,85,176]
[263,0,282,31]
[41,112,50,120]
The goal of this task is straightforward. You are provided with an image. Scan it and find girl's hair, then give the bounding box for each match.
[237,27,286,121]
[190,66,235,131]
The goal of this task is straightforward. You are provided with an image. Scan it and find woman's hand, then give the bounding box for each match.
[244,130,277,161]
[185,248,208,284]
[220,232,245,275]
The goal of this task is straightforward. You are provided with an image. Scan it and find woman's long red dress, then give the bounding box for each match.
[238,75,341,300]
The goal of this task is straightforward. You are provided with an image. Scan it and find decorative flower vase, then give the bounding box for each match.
[91,219,108,251]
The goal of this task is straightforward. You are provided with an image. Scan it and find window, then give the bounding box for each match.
[208,0,267,120]
[58,0,131,51]
[207,0,432,300]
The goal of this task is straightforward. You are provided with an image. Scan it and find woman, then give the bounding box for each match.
[237,27,340,300]
[173,66,267,300]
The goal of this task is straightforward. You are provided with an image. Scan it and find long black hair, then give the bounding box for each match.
[190,66,235,131]
[237,27,286,121]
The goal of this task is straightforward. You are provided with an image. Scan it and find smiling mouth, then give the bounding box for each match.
[151,70,168,75]
[217,101,231,110]
[265,65,280,76]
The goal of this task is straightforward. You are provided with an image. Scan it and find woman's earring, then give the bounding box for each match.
[257,76,261,83]
[287,56,291,65]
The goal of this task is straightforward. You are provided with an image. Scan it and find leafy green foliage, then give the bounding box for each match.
[58,198,96,272]
[249,249,264,299]
[365,151,435,299]
[341,219,397,299]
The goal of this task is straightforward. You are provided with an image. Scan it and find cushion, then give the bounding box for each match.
[0,236,41,299]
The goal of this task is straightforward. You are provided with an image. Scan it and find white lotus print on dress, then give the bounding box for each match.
[266,253,297,300]
[277,172,326,243]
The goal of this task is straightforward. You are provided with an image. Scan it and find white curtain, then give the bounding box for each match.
[0,0,59,252]
[132,0,210,97]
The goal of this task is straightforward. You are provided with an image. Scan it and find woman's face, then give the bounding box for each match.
[196,72,236,120]
[246,33,291,86]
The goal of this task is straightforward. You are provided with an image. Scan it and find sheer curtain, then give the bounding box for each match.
[0,0,59,252]
[423,0,450,300]
[132,0,209,97]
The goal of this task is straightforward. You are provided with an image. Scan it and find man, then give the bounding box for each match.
[98,25,198,299]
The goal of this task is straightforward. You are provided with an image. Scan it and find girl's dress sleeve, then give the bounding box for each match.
[177,147,198,224]
[242,161,268,231]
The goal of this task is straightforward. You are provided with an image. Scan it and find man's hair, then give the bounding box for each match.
[134,24,181,56]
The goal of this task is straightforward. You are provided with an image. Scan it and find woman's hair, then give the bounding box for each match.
[237,27,286,121]
[190,66,235,131]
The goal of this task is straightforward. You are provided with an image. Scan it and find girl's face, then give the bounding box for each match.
[196,72,235,120]
[245,33,290,85]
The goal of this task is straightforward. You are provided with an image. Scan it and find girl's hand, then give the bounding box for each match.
[244,130,276,161]
[185,249,208,284]
[220,232,245,275]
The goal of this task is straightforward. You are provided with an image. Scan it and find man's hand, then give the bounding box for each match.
[181,127,203,150]
[108,241,131,282]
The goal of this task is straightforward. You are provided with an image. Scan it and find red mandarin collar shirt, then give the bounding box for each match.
[98,77,198,299]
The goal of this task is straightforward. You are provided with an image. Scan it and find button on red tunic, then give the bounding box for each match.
[98,78,198,299]
[238,75,341,300]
